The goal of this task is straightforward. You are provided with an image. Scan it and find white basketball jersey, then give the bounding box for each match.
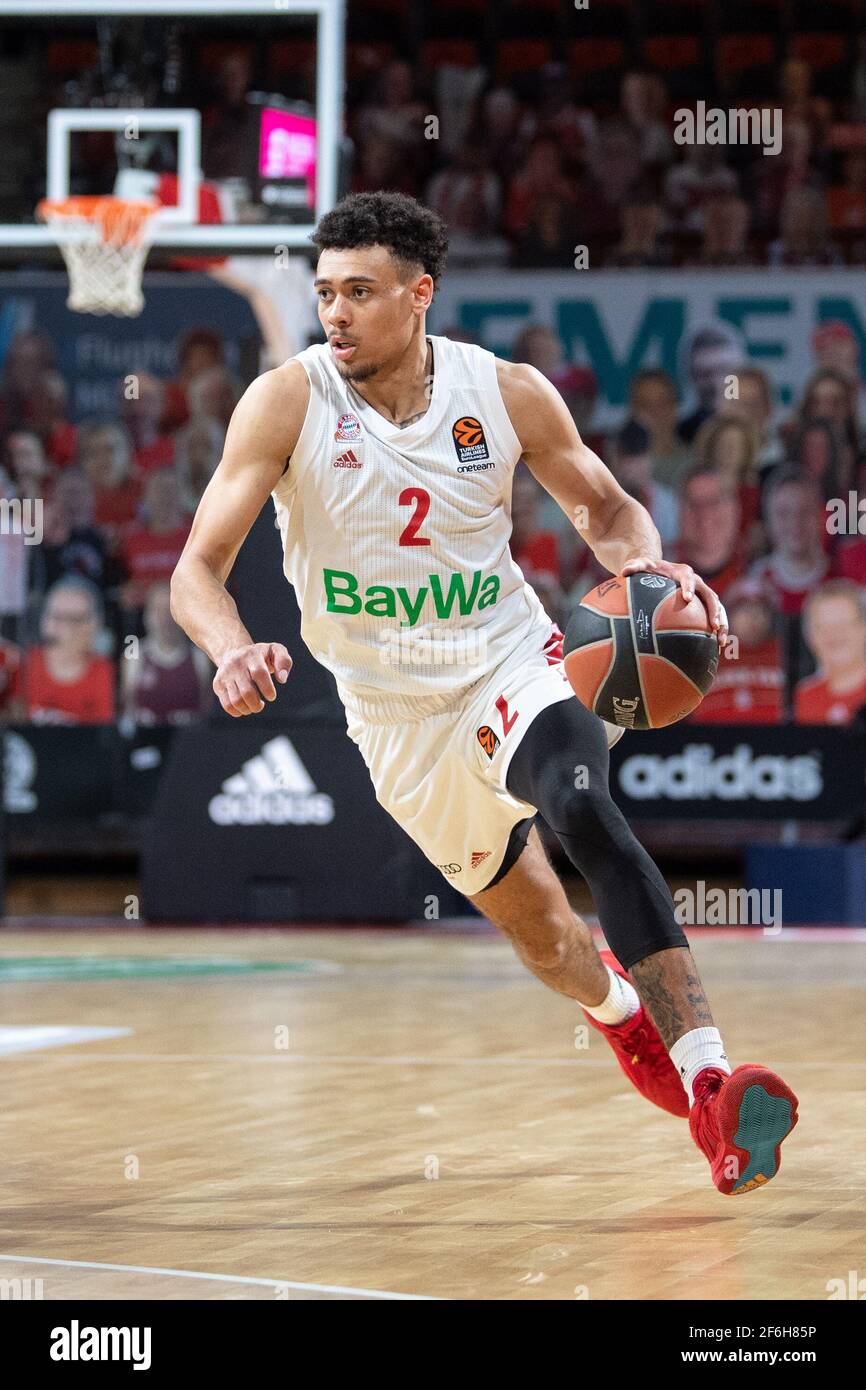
[272,334,552,722]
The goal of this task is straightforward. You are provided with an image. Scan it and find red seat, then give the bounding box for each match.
[497,39,553,79]
[570,39,628,77]
[420,39,479,70]
[644,36,701,71]
[718,34,775,75]
[791,33,847,71]
[47,39,98,72]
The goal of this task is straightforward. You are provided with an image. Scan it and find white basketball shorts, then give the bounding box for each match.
[344,622,624,897]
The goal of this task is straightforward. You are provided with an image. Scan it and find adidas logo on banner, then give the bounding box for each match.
[208,736,335,826]
[333,449,361,468]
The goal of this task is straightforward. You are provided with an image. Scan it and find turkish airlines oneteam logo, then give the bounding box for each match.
[452,416,491,466]
[209,736,335,825]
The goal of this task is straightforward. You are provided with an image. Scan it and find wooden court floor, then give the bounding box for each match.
[0,925,863,1301]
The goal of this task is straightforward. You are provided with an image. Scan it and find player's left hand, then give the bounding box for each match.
[621,557,729,647]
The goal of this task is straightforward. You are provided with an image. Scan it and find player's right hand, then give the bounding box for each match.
[213,642,292,717]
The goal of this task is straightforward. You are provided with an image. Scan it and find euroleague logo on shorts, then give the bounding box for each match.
[476,724,500,759]
[452,415,492,468]
[334,412,362,442]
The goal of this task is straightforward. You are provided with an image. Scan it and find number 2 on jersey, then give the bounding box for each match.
[398,487,431,546]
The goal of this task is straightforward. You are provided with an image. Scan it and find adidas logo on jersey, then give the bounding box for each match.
[333,449,362,468]
[208,736,335,825]
[470,850,492,869]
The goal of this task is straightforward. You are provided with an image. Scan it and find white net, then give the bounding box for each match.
[38,197,160,317]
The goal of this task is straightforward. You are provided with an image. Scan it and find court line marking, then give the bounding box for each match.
[0,1026,132,1057]
[0,1254,439,1301]
[5,1052,864,1068]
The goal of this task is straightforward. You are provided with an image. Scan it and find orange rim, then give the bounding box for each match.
[37,195,159,244]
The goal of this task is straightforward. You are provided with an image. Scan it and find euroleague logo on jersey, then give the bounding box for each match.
[476,724,500,759]
[334,412,363,442]
[452,416,492,468]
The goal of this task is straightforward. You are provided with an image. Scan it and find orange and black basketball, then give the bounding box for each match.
[562,572,719,730]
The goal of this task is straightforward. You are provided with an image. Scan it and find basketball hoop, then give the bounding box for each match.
[37,195,161,317]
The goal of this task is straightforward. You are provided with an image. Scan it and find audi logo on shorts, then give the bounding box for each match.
[437,862,462,875]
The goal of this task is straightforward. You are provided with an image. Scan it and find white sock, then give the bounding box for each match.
[581,965,641,1025]
[669,1028,732,1105]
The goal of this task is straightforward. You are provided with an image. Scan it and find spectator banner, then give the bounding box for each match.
[430,269,866,423]
[4,725,118,820]
[3,270,864,426]
[0,274,260,419]
[609,724,866,820]
[4,724,863,831]
[2,724,175,823]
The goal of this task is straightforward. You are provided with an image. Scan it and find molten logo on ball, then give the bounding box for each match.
[612,696,641,728]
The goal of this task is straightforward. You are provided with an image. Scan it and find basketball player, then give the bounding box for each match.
[171,192,798,1195]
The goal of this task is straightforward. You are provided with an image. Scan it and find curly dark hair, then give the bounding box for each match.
[311,191,449,288]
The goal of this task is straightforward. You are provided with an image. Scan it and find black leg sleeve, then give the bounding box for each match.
[506,698,688,970]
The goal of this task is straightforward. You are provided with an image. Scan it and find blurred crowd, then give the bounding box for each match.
[0,328,238,730]
[498,316,866,729]
[2,313,866,731]
[351,56,866,270]
[30,29,866,271]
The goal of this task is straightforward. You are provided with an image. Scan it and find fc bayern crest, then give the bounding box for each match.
[335,413,362,441]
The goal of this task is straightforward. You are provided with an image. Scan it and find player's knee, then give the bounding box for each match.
[507,698,612,821]
[537,765,621,843]
[512,924,573,974]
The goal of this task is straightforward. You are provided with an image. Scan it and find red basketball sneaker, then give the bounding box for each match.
[690,1064,799,1195]
[582,951,689,1118]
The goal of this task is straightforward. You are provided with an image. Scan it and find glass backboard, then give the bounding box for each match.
[0,0,344,253]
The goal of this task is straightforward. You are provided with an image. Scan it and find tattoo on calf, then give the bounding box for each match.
[630,956,713,1046]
